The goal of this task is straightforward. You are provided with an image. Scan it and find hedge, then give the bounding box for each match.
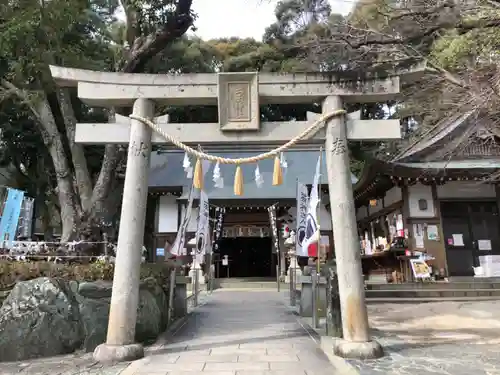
[0,261,176,302]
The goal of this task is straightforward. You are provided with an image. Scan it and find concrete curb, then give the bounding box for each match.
[285,296,361,375]
[318,336,361,375]
[296,316,360,375]
[150,314,190,348]
[118,315,189,375]
[119,357,146,375]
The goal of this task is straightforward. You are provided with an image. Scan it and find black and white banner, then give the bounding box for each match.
[267,204,279,254]
[195,190,209,263]
[171,160,210,257]
[170,184,196,256]
[300,155,321,258]
[296,182,308,255]
[211,207,226,252]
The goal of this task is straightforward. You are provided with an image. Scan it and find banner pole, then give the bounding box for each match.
[291,178,299,306]
[276,203,281,292]
[315,148,323,329]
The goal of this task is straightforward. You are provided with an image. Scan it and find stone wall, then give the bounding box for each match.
[0,276,174,362]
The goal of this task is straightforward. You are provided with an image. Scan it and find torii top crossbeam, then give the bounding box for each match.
[49,63,426,146]
[49,64,425,107]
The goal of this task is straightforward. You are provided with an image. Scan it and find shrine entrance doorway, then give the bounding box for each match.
[441,201,500,276]
[218,237,274,278]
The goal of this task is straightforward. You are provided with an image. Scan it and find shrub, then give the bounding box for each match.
[0,261,174,290]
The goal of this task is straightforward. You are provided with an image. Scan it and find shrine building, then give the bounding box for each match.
[354,111,500,280]
[146,148,357,279]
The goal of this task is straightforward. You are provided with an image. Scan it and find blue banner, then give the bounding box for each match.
[0,188,25,247]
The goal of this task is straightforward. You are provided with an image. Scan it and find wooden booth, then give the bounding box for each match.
[354,111,500,281]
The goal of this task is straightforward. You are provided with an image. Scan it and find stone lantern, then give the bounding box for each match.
[285,231,302,283]
[187,237,205,285]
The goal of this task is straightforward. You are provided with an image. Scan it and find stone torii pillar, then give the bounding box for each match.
[94,98,155,362]
[49,65,424,362]
[323,96,381,358]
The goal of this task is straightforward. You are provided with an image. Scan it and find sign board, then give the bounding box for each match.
[223,226,270,238]
[427,225,439,241]
[156,248,165,256]
[478,240,492,251]
[410,259,431,279]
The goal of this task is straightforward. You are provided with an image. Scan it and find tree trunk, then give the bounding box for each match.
[35,94,80,241]
[82,173,124,241]
[38,200,54,241]
[56,88,93,213]
[90,144,123,206]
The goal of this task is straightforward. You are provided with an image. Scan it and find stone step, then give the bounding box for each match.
[216,281,277,289]
[187,281,279,290]
[366,282,500,290]
[366,296,500,303]
[366,288,500,299]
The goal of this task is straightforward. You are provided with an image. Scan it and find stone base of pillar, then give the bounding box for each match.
[189,268,205,285]
[285,267,302,283]
[93,343,144,363]
[332,339,384,360]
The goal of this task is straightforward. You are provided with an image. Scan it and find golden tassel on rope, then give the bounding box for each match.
[193,158,203,189]
[234,165,244,196]
[272,155,283,186]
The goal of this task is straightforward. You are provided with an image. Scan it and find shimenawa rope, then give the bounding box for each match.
[129,109,345,164]
[129,109,346,195]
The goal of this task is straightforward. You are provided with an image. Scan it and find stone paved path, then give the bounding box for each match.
[125,290,336,375]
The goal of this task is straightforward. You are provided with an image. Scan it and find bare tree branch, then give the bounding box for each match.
[377,1,457,21]
[335,18,500,49]
[123,0,195,73]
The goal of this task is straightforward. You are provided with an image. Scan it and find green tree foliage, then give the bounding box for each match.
[1,0,444,239]
[0,0,196,241]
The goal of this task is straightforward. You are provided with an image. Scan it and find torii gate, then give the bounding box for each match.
[49,65,424,362]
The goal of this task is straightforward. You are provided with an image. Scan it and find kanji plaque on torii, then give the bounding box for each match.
[218,72,259,131]
[49,63,425,363]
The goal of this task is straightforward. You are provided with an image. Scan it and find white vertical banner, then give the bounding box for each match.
[300,155,321,257]
[195,190,209,263]
[296,181,309,254]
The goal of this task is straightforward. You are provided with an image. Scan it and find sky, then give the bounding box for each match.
[114,0,354,41]
[191,0,354,40]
